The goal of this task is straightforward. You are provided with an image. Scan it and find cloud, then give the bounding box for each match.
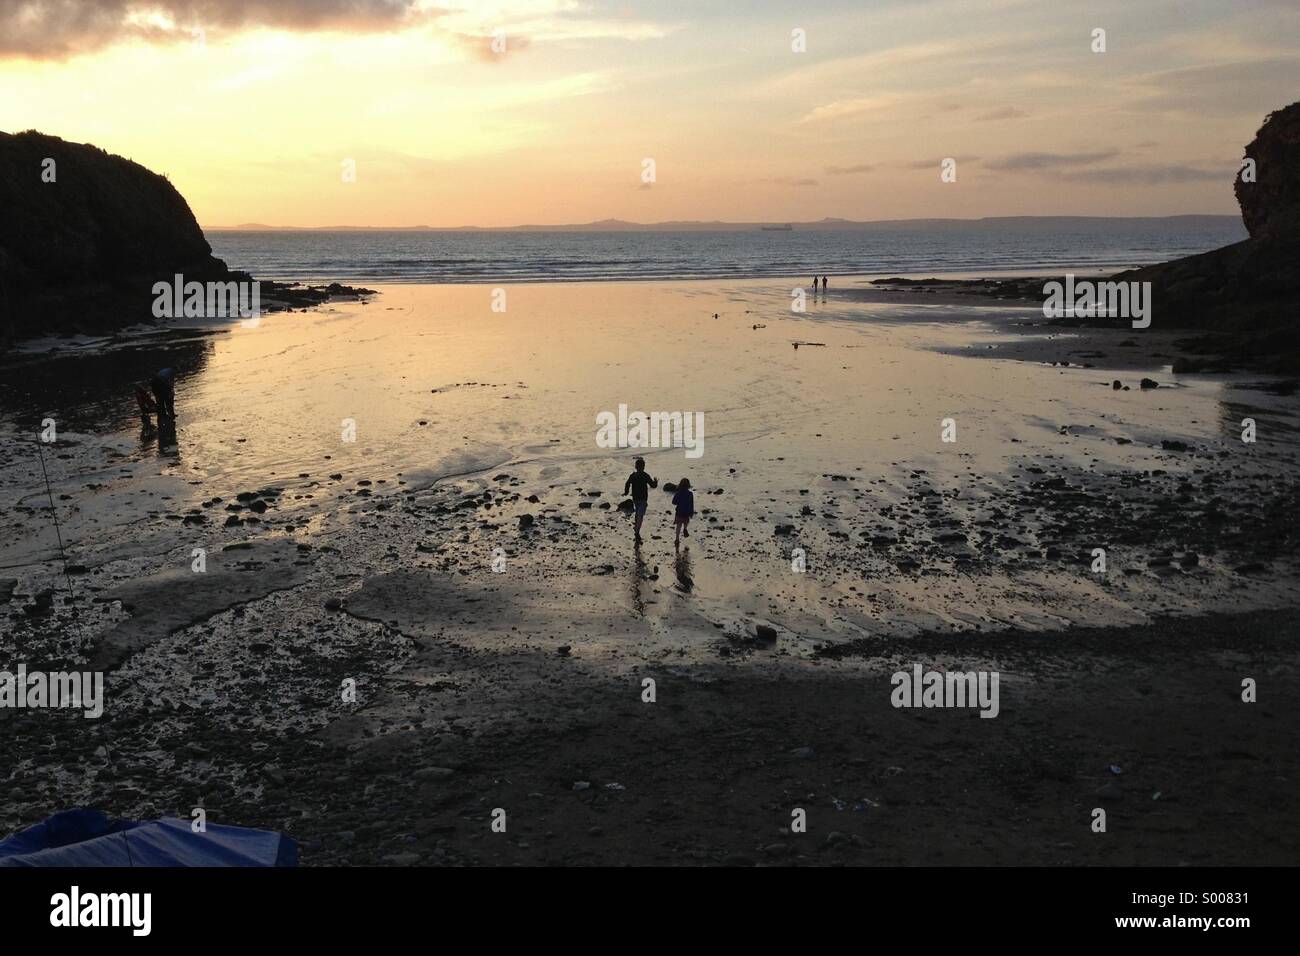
[762,176,819,187]
[760,39,992,98]
[799,95,901,124]
[984,150,1119,171]
[0,0,431,59]
[905,157,978,170]
[1122,58,1300,118]
[824,164,874,175]
[974,106,1027,121]
[981,148,1228,184]
[451,31,533,63]
[1060,164,1229,185]
[0,0,672,60]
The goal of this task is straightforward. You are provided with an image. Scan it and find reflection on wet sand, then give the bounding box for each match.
[0,329,217,436]
[673,547,693,593]
[136,412,180,457]
[629,541,648,616]
[156,417,179,459]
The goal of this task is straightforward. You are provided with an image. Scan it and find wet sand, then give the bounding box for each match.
[2,277,1297,864]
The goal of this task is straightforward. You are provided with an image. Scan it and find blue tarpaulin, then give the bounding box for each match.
[0,809,298,867]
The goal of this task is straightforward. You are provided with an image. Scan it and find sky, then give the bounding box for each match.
[2,0,1298,227]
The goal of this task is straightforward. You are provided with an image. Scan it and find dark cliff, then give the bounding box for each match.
[1235,101,1300,243]
[0,130,236,344]
[1113,102,1300,370]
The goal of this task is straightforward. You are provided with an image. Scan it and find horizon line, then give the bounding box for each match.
[202,213,1241,232]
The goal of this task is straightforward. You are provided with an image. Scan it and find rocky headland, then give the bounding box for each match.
[0,130,370,347]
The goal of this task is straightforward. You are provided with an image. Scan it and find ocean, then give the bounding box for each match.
[207,219,1247,284]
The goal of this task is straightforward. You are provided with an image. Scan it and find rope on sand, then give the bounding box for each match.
[33,433,75,603]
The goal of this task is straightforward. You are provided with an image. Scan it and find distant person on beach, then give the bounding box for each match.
[671,478,695,549]
[821,275,828,291]
[150,367,176,419]
[624,457,657,544]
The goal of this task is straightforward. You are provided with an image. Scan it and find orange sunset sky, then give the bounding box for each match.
[2,0,1298,227]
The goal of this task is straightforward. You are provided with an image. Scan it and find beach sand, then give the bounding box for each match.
[2,277,1298,864]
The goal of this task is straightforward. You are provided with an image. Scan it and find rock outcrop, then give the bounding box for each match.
[1113,102,1300,371]
[0,130,238,344]
[1235,101,1300,242]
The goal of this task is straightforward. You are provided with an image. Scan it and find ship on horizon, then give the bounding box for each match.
[760,223,793,231]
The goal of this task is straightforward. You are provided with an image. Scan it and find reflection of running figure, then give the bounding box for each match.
[623,457,657,544]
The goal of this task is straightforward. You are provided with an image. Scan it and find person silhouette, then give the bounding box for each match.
[623,457,658,544]
[149,367,176,419]
[134,382,157,430]
[672,478,695,551]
